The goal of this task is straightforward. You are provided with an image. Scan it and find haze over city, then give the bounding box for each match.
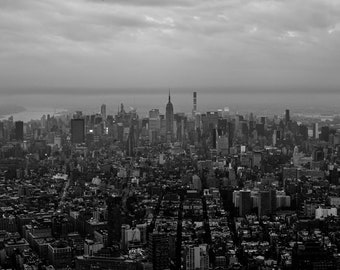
[1,0,340,103]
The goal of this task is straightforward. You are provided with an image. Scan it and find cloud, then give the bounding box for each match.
[0,0,340,91]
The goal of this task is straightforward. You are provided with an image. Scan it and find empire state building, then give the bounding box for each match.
[165,90,174,141]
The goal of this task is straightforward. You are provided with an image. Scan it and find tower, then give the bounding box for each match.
[285,109,290,123]
[192,91,197,117]
[165,90,174,141]
[239,190,252,216]
[106,195,122,247]
[71,119,85,144]
[15,121,24,141]
[101,104,107,121]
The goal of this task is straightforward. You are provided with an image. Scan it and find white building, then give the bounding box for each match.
[315,206,337,219]
[185,244,209,270]
[329,197,340,207]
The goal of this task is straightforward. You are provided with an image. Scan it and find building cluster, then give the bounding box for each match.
[1,92,340,269]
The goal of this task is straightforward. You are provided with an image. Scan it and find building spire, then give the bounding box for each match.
[168,89,171,102]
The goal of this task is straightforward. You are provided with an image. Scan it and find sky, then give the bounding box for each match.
[1,0,340,94]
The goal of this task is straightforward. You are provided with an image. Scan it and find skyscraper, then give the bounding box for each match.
[15,121,24,141]
[239,190,252,216]
[101,104,106,121]
[285,109,290,123]
[0,122,4,140]
[71,119,85,144]
[106,195,122,247]
[313,123,319,139]
[192,91,197,117]
[165,90,174,141]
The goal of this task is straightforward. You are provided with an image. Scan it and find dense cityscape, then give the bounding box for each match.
[0,91,340,270]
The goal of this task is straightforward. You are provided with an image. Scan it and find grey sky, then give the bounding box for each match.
[1,0,340,92]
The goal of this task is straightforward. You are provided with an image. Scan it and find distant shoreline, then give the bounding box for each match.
[0,105,26,119]
[0,107,68,122]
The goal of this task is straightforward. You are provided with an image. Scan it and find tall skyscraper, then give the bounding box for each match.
[313,123,319,139]
[165,90,174,140]
[106,195,122,247]
[258,191,271,217]
[239,190,252,216]
[285,109,290,123]
[192,91,197,117]
[15,121,24,141]
[0,122,4,140]
[71,119,85,144]
[101,104,107,121]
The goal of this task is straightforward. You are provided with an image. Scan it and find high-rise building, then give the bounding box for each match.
[258,191,271,217]
[101,104,107,121]
[71,119,85,144]
[106,195,122,247]
[192,91,197,117]
[165,90,174,141]
[15,121,24,141]
[126,125,135,157]
[239,190,252,216]
[147,232,169,270]
[184,244,209,270]
[320,126,330,142]
[313,123,319,139]
[0,122,4,140]
[285,109,290,123]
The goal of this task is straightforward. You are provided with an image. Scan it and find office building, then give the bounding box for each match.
[106,195,122,247]
[239,190,252,216]
[48,241,73,269]
[148,231,169,270]
[71,118,85,144]
[101,104,107,121]
[184,244,209,270]
[313,123,319,139]
[285,109,290,123]
[258,191,271,217]
[192,91,197,117]
[15,121,24,141]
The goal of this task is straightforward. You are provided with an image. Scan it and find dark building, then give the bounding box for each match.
[256,123,265,137]
[165,91,174,141]
[292,240,336,269]
[106,195,122,247]
[71,119,85,144]
[299,124,309,140]
[258,191,271,217]
[285,109,290,123]
[320,126,330,142]
[0,122,4,140]
[148,231,169,270]
[212,129,217,149]
[239,190,252,216]
[258,190,276,217]
[75,254,139,270]
[126,126,135,157]
[15,121,24,141]
[217,119,228,134]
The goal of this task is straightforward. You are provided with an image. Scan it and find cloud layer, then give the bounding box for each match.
[0,0,340,91]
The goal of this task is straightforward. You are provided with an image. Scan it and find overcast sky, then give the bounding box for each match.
[1,0,340,93]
